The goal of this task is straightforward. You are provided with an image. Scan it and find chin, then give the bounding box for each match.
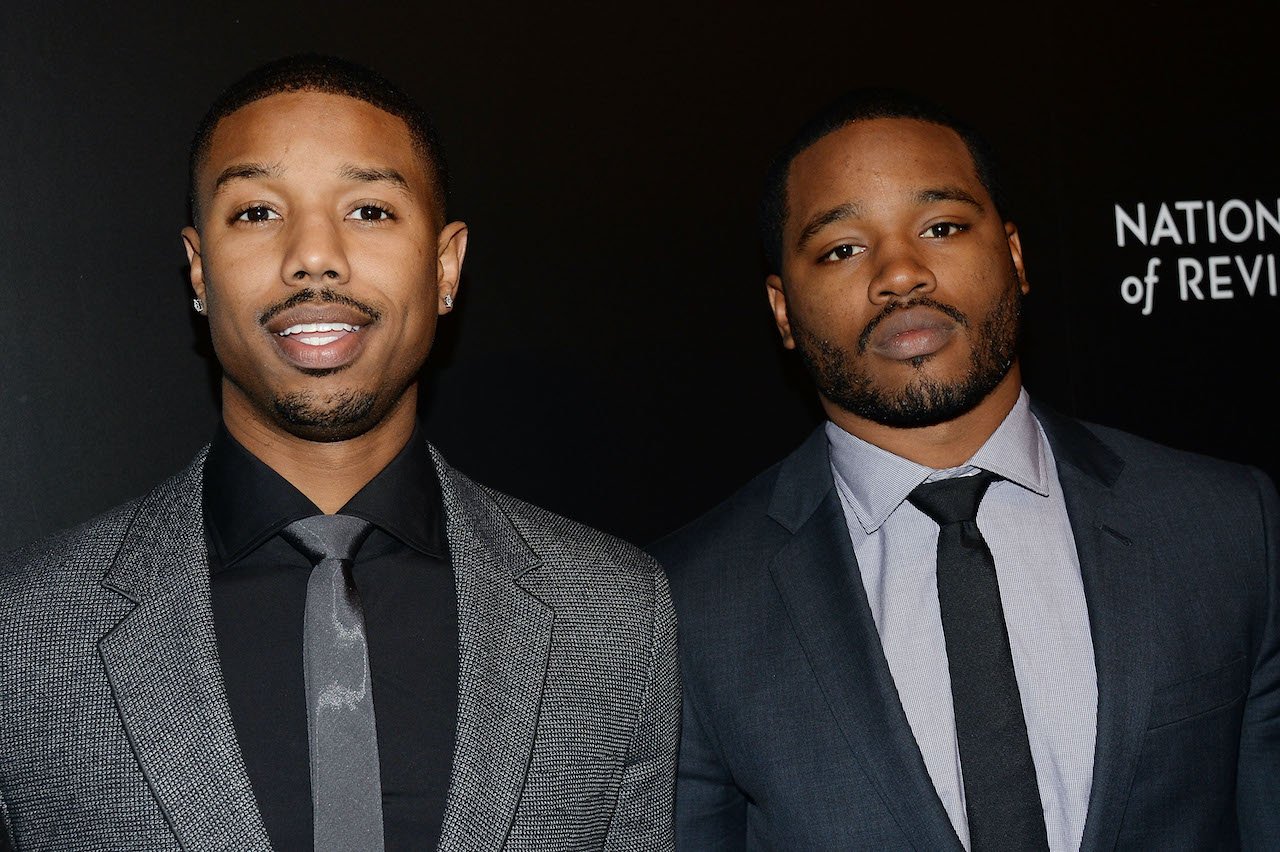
[828,359,1013,430]
[270,389,382,443]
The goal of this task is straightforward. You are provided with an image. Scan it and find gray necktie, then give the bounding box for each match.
[280,513,385,852]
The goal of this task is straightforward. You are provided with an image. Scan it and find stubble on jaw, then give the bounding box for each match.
[270,388,380,443]
[791,276,1023,429]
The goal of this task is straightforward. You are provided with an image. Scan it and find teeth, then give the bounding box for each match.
[299,334,342,346]
[277,322,361,337]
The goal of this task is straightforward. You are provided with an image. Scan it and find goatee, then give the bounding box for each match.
[272,389,379,443]
[792,282,1022,429]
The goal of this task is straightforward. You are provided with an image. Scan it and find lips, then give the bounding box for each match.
[865,305,957,361]
[265,305,374,371]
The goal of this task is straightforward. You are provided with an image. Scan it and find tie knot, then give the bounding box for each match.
[907,469,1000,526]
[280,514,374,565]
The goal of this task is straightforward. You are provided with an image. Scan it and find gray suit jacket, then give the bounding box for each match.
[0,441,678,851]
[650,403,1280,850]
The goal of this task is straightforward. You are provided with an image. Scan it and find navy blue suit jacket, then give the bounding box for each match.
[649,403,1280,850]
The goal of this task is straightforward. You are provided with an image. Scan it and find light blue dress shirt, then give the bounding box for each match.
[827,388,1097,852]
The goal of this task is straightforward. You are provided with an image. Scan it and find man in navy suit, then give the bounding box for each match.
[649,89,1279,850]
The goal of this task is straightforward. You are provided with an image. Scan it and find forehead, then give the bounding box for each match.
[199,90,427,187]
[786,118,985,215]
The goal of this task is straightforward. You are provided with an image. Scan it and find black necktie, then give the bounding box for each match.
[907,471,1049,852]
[280,514,385,852]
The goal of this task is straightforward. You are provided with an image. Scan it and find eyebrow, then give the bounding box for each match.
[339,164,410,190]
[212,162,280,194]
[916,185,984,211]
[210,162,411,196]
[796,202,861,251]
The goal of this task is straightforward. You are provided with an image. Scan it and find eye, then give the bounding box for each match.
[922,222,968,238]
[819,244,864,263]
[234,205,280,223]
[349,204,394,222]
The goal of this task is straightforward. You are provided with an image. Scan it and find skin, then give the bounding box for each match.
[766,118,1029,469]
[182,90,468,512]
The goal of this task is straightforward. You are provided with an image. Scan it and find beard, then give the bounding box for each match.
[219,285,414,442]
[271,388,381,442]
[791,275,1022,429]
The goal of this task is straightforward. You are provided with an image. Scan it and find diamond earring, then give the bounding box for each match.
[192,298,206,315]
[442,293,454,309]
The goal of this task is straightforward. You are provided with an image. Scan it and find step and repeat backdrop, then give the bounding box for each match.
[1,2,1276,552]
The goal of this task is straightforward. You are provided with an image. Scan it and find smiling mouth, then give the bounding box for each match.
[259,289,380,372]
[269,315,369,371]
[276,322,363,346]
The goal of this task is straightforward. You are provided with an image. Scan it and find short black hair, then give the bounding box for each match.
[188,53,449,226]
[759,88,1007,274]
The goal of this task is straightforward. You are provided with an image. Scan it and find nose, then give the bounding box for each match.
[281,212,350,286]
[869,239,936,304]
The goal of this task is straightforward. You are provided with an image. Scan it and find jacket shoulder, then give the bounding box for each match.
[0,499,140,606]
[1071,417,1274,496]
[0,449,206,626]
[647,454,789,575]
[477,485,672,675]
[1034,400,1269,495]
[1043,412,1278,616]
[483,484,661,576]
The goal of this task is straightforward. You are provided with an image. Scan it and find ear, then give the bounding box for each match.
[766,273,796,349]
[1005,222,1030,295]
[181,226,207,304]
[436,220,468,314]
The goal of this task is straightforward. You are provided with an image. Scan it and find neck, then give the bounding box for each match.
[221,385,418,514]
[824,369,1023,470]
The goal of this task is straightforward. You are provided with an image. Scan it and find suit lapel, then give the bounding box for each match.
[433,448,554,851]
[766,429,963,851]
[98,449,271,851]
[1035,405,1156,852]
[771,408,1158,850]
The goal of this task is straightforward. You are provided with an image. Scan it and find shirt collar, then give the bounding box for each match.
[203,420,447,569]
[826,387,1049,534]
[338,422,447,560]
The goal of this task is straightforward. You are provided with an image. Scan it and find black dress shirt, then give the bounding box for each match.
[204,423,457,851]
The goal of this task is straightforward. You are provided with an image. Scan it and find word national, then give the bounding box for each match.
[1115,198,1279,316]
[1115,199,1280,247]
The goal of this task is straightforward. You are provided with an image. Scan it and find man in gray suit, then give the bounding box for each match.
[0,55,677,850]
[650,89,1279,850]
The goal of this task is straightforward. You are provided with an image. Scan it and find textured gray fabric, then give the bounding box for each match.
[281,514,384,852]
[0,441,678,851]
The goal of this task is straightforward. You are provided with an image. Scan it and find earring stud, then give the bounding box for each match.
[443,293,454,309]
[192,298,206,315]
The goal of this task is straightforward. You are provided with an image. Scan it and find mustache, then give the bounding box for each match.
[857,297,968,354]
[257,288,383,326]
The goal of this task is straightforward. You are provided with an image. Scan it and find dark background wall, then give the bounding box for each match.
[2,2,1277,554]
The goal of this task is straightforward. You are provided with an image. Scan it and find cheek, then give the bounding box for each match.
[204,315,262,380]
[364,243,437,297]
[797,292,873,337]
[374,279,438,353]
[202,245,277,306]
[793,267,873,315]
